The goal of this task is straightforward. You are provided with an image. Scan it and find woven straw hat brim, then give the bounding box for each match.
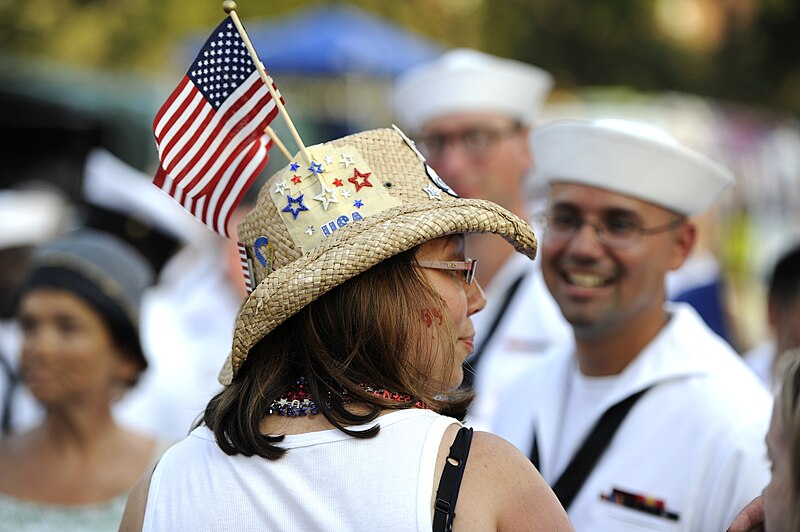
[223,197,537,385]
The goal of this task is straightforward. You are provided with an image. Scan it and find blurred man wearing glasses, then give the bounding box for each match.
[392,49,571,430]
[492,119,771,531]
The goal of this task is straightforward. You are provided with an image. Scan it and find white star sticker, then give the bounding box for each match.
[313,185,340,211]
[305,226,315,235]
[324,154,334,165]
[341,189,352,198]
[423,183,443,200]
[340,153,355,168]
[273,180,289,196]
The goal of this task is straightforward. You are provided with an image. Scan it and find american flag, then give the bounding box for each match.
[153,16,282,236]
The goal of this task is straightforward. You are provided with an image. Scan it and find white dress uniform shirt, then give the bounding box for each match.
[492,303,771,531]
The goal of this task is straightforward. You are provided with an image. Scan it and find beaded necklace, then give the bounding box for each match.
[268,377,429,417]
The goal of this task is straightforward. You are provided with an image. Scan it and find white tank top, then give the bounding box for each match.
[143,409,459,531]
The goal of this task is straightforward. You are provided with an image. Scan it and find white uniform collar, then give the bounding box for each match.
[574,302,719,412]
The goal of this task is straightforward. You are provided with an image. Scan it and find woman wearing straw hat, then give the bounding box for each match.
[0,230,165,531]
[120,127,572,531]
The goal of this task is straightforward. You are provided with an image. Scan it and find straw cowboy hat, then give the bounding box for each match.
[221,126,538,384]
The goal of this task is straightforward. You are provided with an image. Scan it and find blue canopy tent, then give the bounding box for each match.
[182,4,446,77]
[243,4,444,76]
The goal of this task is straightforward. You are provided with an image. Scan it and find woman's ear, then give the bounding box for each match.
[113,348,144,389]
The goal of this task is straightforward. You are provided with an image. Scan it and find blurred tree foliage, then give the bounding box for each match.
[0,0,797,115]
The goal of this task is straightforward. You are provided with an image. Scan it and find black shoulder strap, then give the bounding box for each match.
[0,350,18,436]
[461,272,525,390]
[432,426,474,532]
[531,386,653,512]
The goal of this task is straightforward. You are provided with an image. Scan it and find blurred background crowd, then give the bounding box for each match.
[1,0,800,529]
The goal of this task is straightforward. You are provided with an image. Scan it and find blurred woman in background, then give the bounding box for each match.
[0,229,162,531]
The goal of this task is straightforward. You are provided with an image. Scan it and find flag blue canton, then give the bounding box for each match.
[188,17,257,109]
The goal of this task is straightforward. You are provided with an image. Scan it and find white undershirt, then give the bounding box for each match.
[552,363,620,479]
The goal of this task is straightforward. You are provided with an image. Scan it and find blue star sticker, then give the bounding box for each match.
[290,162,300,171]
[308,162,323,175]
[282,194,308,220]
[353,199,364,209]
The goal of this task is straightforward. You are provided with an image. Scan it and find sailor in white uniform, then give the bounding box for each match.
[83,149,243,440]
[492,119,772,531]
[392,49,572,430]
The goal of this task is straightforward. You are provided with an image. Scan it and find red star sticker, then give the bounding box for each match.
[291,175,302,184]
[348,168,373,192]
[332,178,344,187]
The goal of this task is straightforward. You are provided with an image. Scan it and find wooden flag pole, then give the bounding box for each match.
[223,0,311,165]
[265,126,292,161]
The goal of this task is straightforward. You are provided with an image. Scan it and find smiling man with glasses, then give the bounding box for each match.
[392,49,572,431]
[492,118,772,531]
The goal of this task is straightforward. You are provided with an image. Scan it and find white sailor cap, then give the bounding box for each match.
[83,148,208,243]
[532,119,735,216]
[392,48,554,132]
[0,189,67,249]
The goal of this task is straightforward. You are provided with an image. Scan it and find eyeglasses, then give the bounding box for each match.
[537,213,686,248]
[417,258,479,285]
[414,125,522,161]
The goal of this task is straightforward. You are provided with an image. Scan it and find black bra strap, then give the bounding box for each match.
[0,351,17,436]
[432,426,474,532]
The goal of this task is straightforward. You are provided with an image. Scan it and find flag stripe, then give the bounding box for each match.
[156,135,269,237]
[161,74,265,186]
[176,83,272,194]
[153,77,194,138]
[188,95,278,197]
[211,137,270,235]
[157,92,208,167]
[237,241,253,293]
[160,97,214,171]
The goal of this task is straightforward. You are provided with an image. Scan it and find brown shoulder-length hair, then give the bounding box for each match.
[203,244,474,459]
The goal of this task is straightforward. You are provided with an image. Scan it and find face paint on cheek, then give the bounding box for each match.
[422,309,432,328]
[421,308,444,328]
